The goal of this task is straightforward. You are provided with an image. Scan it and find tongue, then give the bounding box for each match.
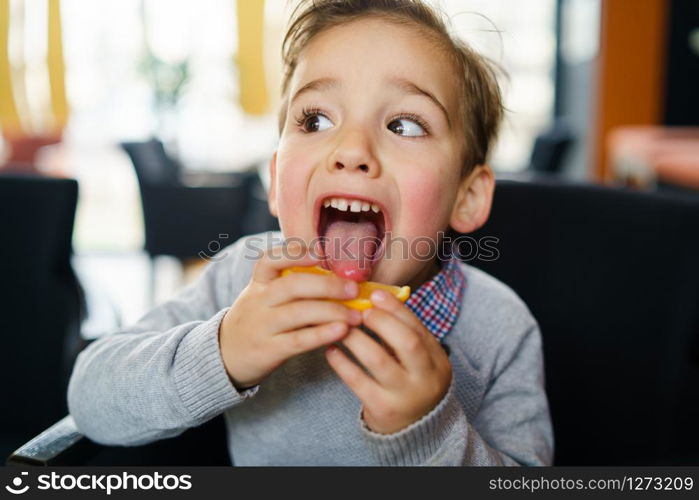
[323,220,378,282]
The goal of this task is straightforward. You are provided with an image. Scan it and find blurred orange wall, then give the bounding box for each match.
[594,0,668,181]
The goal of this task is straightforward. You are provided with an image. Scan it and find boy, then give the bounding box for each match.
[69,0,553,465]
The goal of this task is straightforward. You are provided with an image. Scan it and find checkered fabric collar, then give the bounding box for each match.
[405,255,466,341]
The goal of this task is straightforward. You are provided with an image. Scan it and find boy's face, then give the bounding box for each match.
[270,18,482,288]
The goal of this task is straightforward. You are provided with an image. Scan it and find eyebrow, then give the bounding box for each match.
[290,77,340,106]
[386,77,452,128]
[290,76,452,128]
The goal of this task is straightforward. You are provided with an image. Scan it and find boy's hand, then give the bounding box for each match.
[325,289,452,435]
[218,243,361,389]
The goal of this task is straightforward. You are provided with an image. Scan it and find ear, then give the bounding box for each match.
[267,151,279,217]
[449,164,495,234]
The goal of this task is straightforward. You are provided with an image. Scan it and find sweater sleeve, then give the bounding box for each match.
[67,240,257,446]
[359,323,554,466]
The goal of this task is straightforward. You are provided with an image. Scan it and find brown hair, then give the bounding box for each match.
[278,0,504,174]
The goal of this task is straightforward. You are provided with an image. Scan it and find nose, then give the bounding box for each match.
[327,128,380,177]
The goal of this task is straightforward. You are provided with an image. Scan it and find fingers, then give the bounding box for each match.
[325,344,382,403]
[341,327,405,387]
[277,321,350,358]
[252,242,321,284]
[265,272,358,307]
[273,300,362,332]
[370,289,425,332]
[369,289,444,358]
[361,306,434,373]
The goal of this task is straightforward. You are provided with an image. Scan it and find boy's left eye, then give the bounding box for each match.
[387,117,427,137]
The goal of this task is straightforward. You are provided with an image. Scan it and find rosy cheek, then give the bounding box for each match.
[275,159,312,235]
[398,173,453,238]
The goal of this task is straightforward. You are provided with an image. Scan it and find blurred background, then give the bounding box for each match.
[1,0,698,465]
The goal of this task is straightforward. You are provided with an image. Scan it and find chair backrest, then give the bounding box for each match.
[138,184,252,259]
[0,175,84,458]
[120,139,181,186]
[240,172,280,236]
[468,179,699,465]
[529,121,574,173]
[121,140,274,259]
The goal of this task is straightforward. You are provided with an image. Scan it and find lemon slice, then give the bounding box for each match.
[281,265,411,311]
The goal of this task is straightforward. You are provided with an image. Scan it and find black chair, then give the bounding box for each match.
[120,139,278,257]
[467,179,699,465]
[121,139,248,260]
[119,139,181,186]
[10,179,699,466]
[121,138,263,187]
[120,139,278,302]
[0,174,86,461]
[528,120,574,174]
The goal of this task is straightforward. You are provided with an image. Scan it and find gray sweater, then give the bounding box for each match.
[68,232,554,466]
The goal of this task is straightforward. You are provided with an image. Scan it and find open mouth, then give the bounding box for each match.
[316,194,388,281]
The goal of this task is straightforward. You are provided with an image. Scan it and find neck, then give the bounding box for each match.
[407,258,442,290]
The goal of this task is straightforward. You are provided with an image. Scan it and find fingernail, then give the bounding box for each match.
[370,290,387,302]
[350,309,362,324]
[345,281,359,297]
[326,345,338,356]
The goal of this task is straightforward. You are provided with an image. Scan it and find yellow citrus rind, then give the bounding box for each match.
[281,265,410,311]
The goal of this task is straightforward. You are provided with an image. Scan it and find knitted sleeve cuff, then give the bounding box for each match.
[359,379,465,466]
[173,307,258,421]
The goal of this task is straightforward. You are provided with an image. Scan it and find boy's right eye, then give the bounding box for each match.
[296,109,334,133]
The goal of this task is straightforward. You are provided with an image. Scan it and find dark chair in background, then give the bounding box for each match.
[468,180,699,465]
[240,172,279,237]
[528,120,574,174]
[0,175,86,461]
[120,138,251,188]
[120,139,278,301]
[120,139,181,186]
[10,179,699,466]
[120,139,262,260]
